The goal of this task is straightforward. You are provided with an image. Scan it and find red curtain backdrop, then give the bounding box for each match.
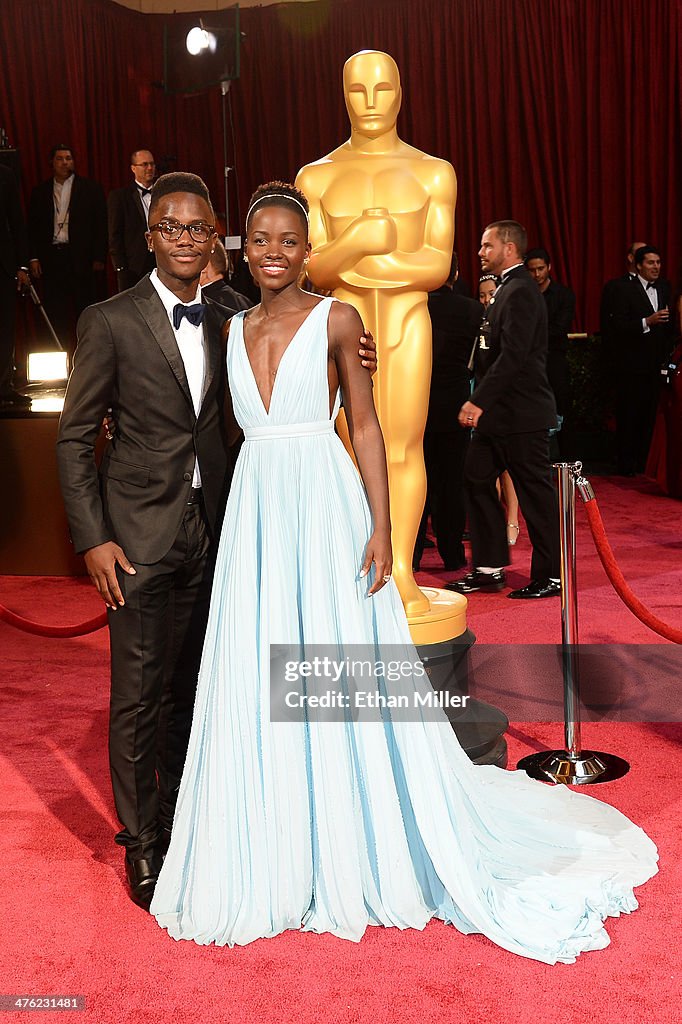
[1,0,680,331]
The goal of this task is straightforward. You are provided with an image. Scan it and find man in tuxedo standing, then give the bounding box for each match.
[108,148,157,292]
[57,172,376,910]
[28,145,107,356]
[414,252,480,573]
[0,163,31,406]
[605,245,673,475]
[57,173,233,910]
[449,221,560,600]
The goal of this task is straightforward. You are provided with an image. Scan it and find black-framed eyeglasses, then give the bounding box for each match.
[133,161,156,167]
[149,220,215,243]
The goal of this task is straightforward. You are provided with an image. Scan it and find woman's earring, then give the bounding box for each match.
[243,254,248,263]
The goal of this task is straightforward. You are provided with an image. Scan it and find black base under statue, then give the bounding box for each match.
[416,630,509,768]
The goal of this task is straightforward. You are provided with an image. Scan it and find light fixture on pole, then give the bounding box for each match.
[164,8,242,239]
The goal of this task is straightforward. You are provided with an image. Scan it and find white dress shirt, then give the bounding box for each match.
[638,273,658,334]
[150,269,206,487]
[53,174,74,244]
[134,179,152,226]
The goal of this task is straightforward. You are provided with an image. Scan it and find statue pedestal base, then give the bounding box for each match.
[410,588,508,768]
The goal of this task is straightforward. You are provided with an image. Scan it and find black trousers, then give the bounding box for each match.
[41,245,97,356]
[107,500,214,859]
[615,371,659,474]
[0,270,17,394]
[414,428,468,569]
[465,429,560,580]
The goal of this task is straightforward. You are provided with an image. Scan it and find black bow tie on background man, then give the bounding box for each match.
[172,303,206,330]
[646,282,657,290]
[137,186,152,197]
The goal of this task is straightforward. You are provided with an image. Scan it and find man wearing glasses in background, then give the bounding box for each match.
[108,148,158,292]
[56,172,377,911]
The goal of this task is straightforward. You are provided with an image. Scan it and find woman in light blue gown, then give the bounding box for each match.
[151,183,657,963]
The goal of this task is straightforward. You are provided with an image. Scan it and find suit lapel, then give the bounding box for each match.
[131,185,147,227]
[131,280,194,410]
[633,277,656,315]
[199,302,223,409]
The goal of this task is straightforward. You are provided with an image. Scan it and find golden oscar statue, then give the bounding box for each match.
[296,49,466,641]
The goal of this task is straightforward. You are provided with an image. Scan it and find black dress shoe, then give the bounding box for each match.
[125,851,162,910]
[445,569,506,594]
[507,579,561,599]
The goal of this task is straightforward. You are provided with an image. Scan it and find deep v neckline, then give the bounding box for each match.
[241,299,326,416]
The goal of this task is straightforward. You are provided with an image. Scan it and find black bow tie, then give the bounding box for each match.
[646,282,656,290]
[172,303,206,330]
[138,187,152,197]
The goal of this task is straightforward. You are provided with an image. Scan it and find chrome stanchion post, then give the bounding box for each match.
[558,462,581,758]
[518,462,630,785]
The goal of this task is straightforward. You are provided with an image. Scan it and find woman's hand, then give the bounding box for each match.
[359,529,393,595]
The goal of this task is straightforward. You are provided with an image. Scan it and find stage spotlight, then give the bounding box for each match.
[27,351,69,383]
[186,26,217,56]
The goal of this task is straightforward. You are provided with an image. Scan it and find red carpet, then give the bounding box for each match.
[417,474,682,644]
[1,474,680,1022]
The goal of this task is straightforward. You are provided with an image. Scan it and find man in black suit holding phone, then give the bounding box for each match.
[604,246,673,475]
[57,172,377,911]
[108,148,157,292]
[449,220,560,600]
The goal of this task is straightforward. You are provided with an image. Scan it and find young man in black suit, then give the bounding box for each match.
[605,245,673,475]
[57,173,376,910]
[0,163,31,406]
[28,145,107,355]
[108,148,157,293]
[449,220,560,600]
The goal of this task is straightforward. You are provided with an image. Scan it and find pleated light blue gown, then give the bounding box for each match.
[151,297,657,963]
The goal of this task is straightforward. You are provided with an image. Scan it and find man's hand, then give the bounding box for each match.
[458,400,484,429]
[16,269,30,293]
[102,407,115,439]
[83,541,136,609]
[646,308,669,326]
[29,259,41,279]
[359,330,377,374]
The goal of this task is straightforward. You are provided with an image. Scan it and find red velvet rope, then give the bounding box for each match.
[583,498,682,644]
[2,497,679,645]
[0,602,107,638]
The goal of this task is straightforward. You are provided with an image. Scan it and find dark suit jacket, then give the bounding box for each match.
[201,278,252,317]
[426,286,479,432]
[543,280,576,354]
[0,164,29,279]
[56,275,233,564]
[605,275,673,374]
[108,184,156,288]
[28,175,107,273]
[471,265,556,435]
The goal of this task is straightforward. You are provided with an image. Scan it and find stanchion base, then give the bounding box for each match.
[517,749,630,786]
